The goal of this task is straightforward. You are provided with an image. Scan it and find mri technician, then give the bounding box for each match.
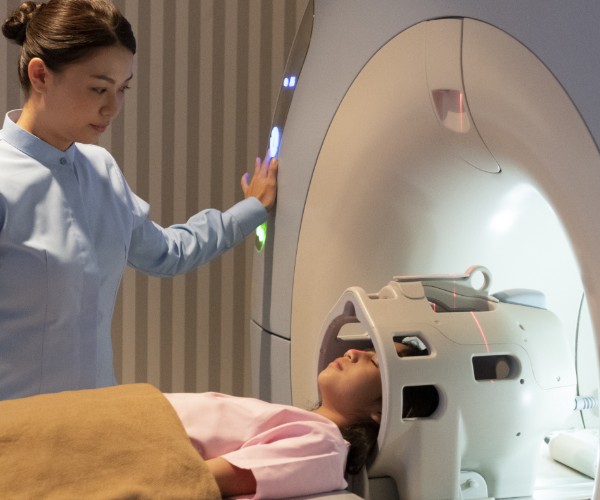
[0,0,278,400]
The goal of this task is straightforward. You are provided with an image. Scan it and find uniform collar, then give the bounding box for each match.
[0,110,77,168]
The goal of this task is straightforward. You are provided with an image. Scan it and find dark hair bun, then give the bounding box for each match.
[2,1,43,45]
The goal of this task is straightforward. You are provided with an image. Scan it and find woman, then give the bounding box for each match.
[0,0,278,400]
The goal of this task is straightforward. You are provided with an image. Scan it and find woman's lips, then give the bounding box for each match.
[91,124,108,133]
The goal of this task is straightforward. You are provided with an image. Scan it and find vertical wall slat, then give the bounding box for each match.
[232,0,251,396]
[145,0,163,389]
[195,0,215,393]
[158,0,175,392]
[220,0,237,394]
[171,0,190,393]
[208,0,225,392]
[132,1,151,385]
[183,0,202,393]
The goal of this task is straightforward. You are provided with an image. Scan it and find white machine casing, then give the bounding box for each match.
[250,1,600,498]
[316,267,576,499]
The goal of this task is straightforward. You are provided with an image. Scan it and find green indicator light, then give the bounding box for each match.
[255,221,267,252]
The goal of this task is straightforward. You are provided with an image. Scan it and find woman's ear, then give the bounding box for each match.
[28,58,49,94]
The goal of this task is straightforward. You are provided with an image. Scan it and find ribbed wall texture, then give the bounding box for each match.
[1,0,308,395]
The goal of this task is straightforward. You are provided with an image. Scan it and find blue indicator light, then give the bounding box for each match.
[283,75,297,88]
[269,126,281,158]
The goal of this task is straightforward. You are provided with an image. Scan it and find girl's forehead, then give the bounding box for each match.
[361,342,412,355]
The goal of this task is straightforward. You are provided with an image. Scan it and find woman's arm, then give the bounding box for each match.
[206,457,257,497]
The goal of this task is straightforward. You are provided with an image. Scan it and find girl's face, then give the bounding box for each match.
[317,348,383,425]
[34,44,134,150]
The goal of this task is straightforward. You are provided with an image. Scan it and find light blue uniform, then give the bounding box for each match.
[0,110,266,400]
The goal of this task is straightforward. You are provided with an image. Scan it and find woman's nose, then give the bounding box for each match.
[101,94,122,119]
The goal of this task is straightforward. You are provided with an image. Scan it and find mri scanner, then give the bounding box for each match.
[249,1,600,498]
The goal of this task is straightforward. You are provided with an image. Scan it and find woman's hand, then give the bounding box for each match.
[241,154,278,212]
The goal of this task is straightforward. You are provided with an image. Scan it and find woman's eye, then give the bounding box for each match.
[92,88,106,95]
[119,85,131,93]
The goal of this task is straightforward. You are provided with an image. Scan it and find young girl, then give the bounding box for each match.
[166,347,384,498]
[0,342,430,498]
[0,347,388,499]
[167,341,433,498]
[0,0,278,400]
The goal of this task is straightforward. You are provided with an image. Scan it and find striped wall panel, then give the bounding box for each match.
[1,0,308,395]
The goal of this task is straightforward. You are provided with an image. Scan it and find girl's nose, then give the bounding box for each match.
[344,349,365,362]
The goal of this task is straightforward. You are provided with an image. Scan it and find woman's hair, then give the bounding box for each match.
[2,0,136,94]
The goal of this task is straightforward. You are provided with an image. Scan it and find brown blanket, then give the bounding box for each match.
[0,383,221,499]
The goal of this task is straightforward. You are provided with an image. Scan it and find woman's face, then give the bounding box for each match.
[317,348,383,424]
[34,44,134,150]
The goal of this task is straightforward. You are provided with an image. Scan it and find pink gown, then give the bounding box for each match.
[164,392,349,499]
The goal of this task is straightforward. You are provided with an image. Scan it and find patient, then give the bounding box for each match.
[0,342,426,500]
[167,341,426,499]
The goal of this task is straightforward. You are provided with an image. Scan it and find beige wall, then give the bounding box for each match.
[1,0,308,395]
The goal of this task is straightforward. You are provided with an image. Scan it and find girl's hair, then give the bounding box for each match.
[2,0,136,94]
[339,420,380,475]
[339,340,432,475]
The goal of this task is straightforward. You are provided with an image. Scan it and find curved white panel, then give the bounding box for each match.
[251,3,600,496]
[291,20,590,433]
